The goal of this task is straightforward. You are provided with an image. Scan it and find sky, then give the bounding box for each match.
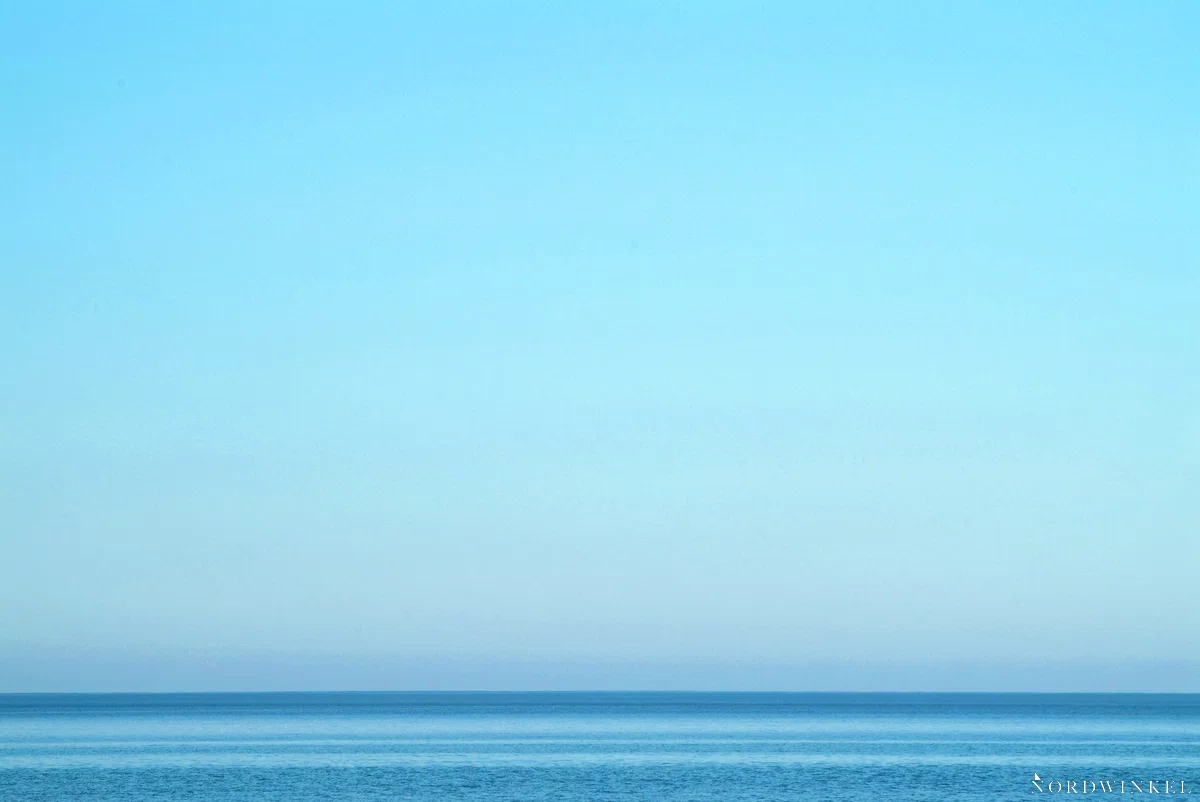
[1,1,1197,692]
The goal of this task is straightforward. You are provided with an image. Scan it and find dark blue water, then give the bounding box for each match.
[1,693,1197,800]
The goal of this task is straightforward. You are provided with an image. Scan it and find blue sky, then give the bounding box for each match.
[2,2,1197,692]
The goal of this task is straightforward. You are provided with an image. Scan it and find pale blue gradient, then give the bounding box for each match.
[2,2,1197,692]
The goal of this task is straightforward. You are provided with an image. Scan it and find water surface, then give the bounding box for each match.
[2,692,1197,800]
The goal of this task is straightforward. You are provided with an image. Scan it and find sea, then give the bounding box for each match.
[1,692,1197,801]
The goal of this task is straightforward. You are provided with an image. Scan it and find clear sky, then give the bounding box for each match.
[2,2,1197,692]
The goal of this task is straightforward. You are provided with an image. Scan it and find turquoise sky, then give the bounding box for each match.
[2,2,1197,692]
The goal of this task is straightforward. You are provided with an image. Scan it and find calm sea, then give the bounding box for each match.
[1,692,1197,801]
